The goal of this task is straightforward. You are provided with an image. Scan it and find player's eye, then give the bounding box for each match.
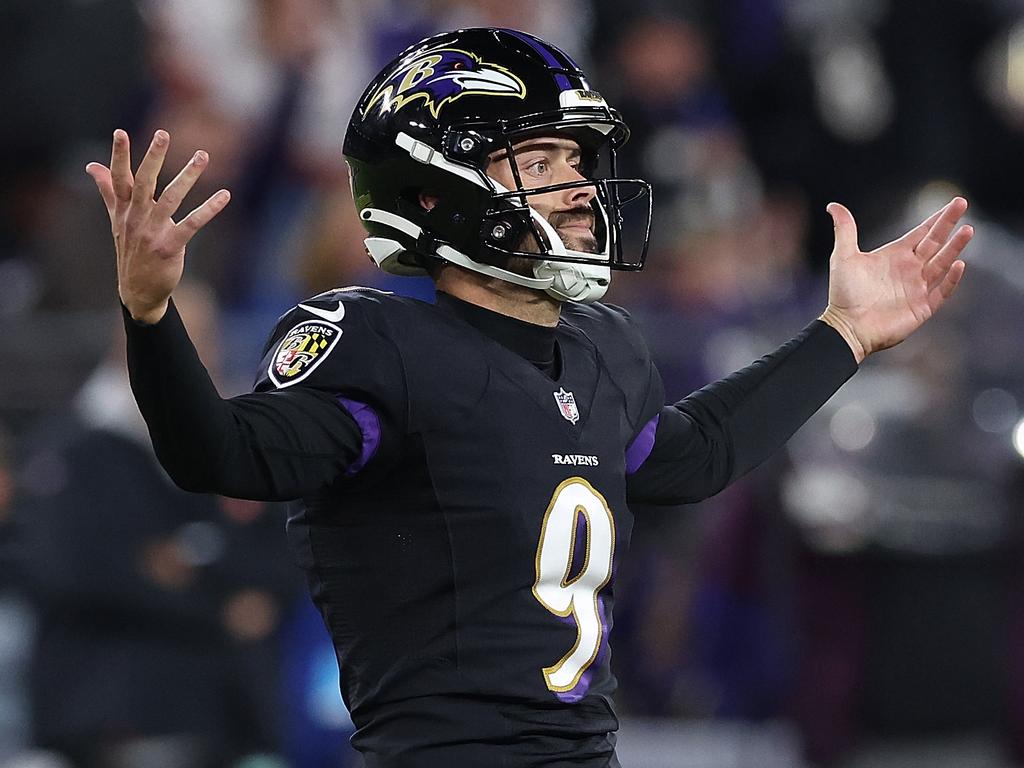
[523,159,549,177]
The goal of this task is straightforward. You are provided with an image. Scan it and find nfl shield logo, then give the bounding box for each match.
[553,388,580,424]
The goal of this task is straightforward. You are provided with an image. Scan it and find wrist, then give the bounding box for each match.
[818,306,866,364]
[122,296,170,325]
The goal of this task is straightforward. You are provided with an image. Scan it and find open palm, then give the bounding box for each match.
[86,129,231,324]
[820,198,971,363]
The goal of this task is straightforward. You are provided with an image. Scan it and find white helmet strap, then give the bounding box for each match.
[360,132,614,303]
[360,208,554,290]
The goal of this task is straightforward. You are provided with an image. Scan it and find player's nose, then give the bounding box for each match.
[561,165,596,207]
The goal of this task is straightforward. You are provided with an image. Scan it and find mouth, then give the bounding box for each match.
[548,208,598,252]
[552,212,595,233]
[556,222,597,248]
[558,223,594,234]
[554,221,599,254]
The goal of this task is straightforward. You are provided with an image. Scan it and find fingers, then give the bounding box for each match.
[895,207,944,247]
[98,128,225,252]
[85,162,116,218]
[110,129,134,221]
[928,259,967,312]
[925,224,974,290]
[127,131,171,229]
[827,202,859,255]
[913,197,968,261]
[153,150,209,221]
[172,189,232,249]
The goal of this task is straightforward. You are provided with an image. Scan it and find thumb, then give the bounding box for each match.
[827,202,859,256]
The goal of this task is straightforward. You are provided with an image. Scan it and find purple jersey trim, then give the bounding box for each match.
[337,397,381,475]
[625,413,659,475]
[502,28,574,91]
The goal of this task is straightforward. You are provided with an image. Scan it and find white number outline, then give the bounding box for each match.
[532,477,616,693]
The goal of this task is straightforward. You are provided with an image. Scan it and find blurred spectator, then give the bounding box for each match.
[0,426,18,580]
[280,599,359,768]
[17,284,301,768]
[661,190,1024,767]
[608,13,744,236]
[141,0,379,314]
[418,0,593,65]
[0,0,148,314]
[703,0,1024,261]
[773,194,1024,766]
[367,0,593,67]
[0,424,36,762]
[611,184,823,720]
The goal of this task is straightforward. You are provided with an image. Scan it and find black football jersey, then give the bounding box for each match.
[253,287,663,766]
[124,282,857,767]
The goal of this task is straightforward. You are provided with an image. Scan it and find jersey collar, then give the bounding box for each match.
[436,291,558,376]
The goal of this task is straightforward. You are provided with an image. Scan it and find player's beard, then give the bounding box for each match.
[548,207,599,254]
[506,206,598,276]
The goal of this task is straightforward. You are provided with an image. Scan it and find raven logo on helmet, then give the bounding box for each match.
[362,47,527,120]
[344,28,653,305]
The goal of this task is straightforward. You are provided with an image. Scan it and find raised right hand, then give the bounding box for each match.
[87,129,231,324]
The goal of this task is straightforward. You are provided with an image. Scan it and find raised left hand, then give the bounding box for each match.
[819,197,972,363]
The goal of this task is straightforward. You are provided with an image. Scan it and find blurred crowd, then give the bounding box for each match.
[3,0,1024,766]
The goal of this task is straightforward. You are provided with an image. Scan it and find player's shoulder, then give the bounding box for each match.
[562,300,635,322]
[255,286,431,392]
[561,301,645,343]
[563,303,661,426]
[267,286,432,341]
[562,300,654,372]
[291,285,426,322]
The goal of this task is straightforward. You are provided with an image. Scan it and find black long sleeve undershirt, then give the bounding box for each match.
[124,301,362,501]
[126,302,856,505]
[627,320,858,505]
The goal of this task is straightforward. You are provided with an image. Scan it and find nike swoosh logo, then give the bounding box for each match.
[298,301,346,323]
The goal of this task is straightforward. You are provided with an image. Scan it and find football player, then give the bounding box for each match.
[86,28,971,767]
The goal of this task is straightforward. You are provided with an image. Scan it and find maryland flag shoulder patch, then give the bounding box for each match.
[268,320,342,388]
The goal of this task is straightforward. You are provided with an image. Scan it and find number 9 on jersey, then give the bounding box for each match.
[532,477,616,693]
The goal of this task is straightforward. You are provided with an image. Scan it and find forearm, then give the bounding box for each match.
[124,300,362,500]
[628,320,858,504]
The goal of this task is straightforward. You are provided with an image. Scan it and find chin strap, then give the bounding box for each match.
[536,261,609,303]
[361,206,611,302]
[436,245,555,290]
[360,209,555,291]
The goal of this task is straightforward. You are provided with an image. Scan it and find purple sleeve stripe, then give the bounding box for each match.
[336,397,381,476]
[625,413,660,475]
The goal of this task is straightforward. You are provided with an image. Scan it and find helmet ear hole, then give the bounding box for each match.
[444,130,494,166]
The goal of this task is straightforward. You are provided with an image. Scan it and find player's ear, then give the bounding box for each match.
[419,191,439,211]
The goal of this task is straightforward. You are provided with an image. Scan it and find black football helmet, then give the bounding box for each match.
[343,27,652,303]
